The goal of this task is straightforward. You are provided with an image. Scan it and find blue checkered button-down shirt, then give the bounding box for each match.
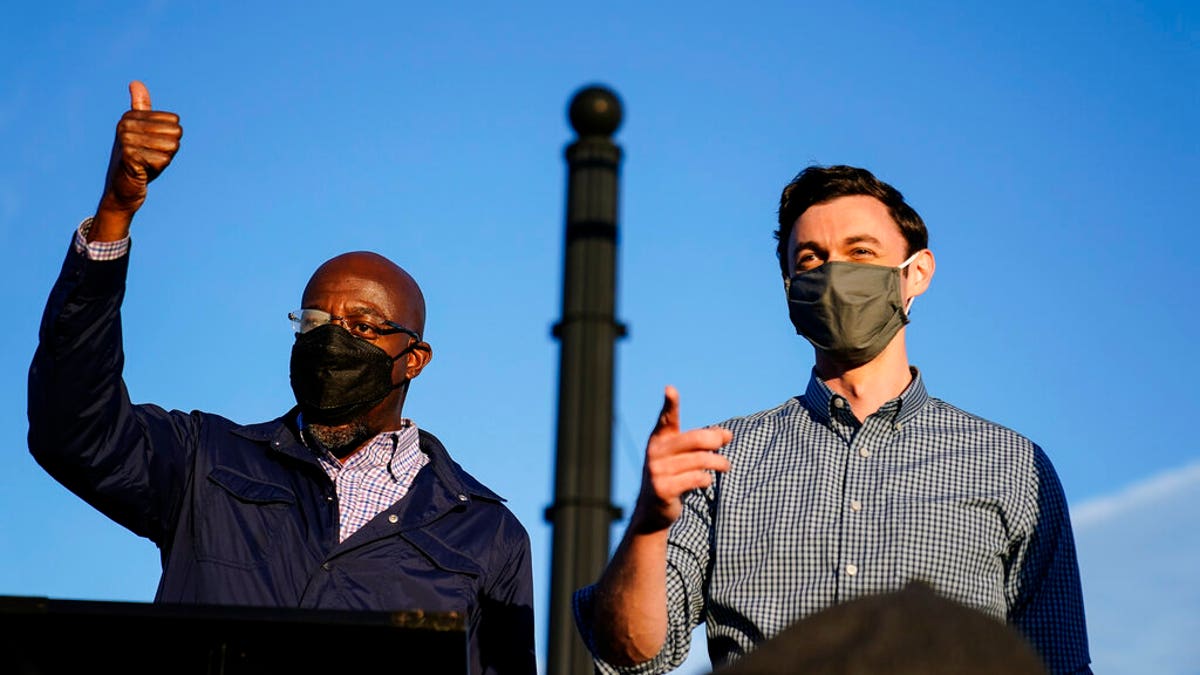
[576,369,1090,674]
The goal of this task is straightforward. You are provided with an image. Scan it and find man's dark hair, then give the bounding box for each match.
[774,165,929,277]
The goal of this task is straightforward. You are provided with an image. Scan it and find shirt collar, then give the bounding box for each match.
[802,372,837,425]
[895,367,929,425]
[296,412,421,481]
[355,423,422,482]
[802,367,929,425]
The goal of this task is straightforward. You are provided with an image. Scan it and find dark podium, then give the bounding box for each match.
[0,595,468,675]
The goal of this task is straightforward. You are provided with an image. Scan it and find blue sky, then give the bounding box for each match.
[1,2,1196,672]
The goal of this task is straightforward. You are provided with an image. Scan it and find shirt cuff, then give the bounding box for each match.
[74,217,130,261]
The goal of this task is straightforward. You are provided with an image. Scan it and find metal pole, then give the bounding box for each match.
[545,85,625,675]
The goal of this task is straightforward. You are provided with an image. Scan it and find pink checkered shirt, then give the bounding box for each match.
[74,217,131,260]
[73,218,431,543]
[307,421,429,542]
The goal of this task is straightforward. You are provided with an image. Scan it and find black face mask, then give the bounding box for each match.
[289,324,417,426]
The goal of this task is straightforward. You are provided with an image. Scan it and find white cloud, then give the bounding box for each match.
[1072,460,1200,529]
[1073,460,1200,675]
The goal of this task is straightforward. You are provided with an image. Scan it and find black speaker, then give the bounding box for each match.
[0,595,468,675]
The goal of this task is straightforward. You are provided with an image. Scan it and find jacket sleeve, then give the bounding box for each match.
[27,239,198,546]
[477,512,536,675]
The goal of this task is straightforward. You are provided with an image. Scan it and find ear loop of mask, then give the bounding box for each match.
[390,340,424,393]
[898,251,922,315]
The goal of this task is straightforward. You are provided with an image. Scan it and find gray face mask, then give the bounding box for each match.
[786,253,919,366]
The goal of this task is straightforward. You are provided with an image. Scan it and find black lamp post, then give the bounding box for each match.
[545,85,626,675]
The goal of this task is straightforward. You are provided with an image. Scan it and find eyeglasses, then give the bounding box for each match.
[288,309,421,341]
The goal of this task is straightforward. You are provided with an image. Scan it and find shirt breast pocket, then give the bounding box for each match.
[195,467,297,569]
[889,494,1010,618]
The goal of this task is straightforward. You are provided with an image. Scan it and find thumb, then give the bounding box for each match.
[651,385,681,437]
[129,80,151,111]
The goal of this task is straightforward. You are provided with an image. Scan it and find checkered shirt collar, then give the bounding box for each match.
[295,413,418,480]
[802,366,930,426]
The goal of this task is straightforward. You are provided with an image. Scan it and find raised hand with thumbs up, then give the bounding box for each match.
[90,81,183,242]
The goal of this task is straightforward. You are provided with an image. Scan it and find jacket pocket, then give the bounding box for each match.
[194,467,297,569]
[316,530,483,615]
[400,529,484,578]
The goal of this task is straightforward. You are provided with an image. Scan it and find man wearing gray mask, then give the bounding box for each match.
[574,165,1090,674]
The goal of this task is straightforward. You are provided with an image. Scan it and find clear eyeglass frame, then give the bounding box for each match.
[288,308,420,341]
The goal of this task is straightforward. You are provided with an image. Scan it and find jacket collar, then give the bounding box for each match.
[416,429,504,503]
[230,408,318,467]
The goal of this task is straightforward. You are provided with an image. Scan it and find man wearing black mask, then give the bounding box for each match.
[28,82,535,675]
[575,165,1090,674]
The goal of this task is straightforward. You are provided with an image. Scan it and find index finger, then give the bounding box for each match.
[651,385,681,437]
[129,80,151,111]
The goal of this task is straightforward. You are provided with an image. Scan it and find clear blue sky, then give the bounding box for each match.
[1,2,1196,672]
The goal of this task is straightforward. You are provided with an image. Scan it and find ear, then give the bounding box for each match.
[403,342,433,380]
[904,249,936,300]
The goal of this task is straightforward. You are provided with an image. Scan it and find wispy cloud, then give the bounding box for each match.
[1072,460,1200,529]
[1073,460,1200,674]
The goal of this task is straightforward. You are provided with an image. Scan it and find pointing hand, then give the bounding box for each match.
[631,386,732,534]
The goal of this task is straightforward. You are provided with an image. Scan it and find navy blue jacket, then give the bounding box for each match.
[28,243,536,674]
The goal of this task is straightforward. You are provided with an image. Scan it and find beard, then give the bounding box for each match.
[305,418,374,459]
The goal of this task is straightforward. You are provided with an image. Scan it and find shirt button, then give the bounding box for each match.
[325,494,334,502]
[321,562,331,571]
[457,494,469,503]
[858,447,871,458]
[388,514,399,524]
[832,397,845,409]
[893,422,904,431]
[845,563,858,576]
[850,500,862,512]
